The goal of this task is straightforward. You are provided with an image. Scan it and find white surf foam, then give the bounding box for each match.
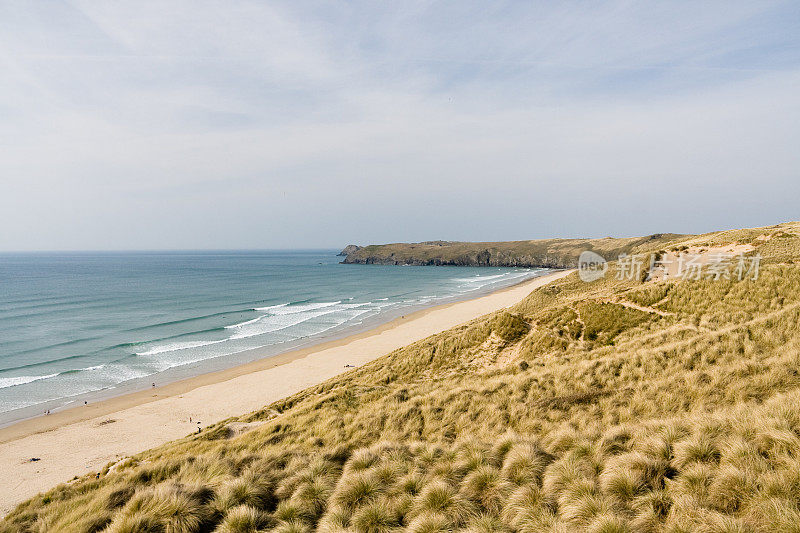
[452,273,509,283]
[268,301,342,315]
[0,373,60,389]
[135,339,228,356]
[228,308,340,340]
[224,316,264,329]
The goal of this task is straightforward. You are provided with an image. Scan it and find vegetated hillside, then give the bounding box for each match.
[5,222,800,533]
[339,233,688,268]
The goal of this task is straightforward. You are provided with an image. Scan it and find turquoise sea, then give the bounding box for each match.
[0,251,548,425]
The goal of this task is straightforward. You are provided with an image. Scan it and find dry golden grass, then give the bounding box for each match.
[4,222,800,532]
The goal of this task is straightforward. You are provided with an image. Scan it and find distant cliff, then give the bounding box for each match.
[336,244,362,257]
[339,234,687,268]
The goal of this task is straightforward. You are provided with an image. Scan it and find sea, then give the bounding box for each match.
[0,251,549,426]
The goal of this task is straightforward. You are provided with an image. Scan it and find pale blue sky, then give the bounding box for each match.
[1,1,798,250]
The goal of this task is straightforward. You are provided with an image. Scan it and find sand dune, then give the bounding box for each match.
[0,270,571,516]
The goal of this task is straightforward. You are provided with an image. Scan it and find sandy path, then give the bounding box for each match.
[0,270,573,515]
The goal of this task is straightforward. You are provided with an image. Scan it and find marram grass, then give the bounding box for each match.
[4,222,800,532]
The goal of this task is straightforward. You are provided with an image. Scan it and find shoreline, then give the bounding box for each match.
[0,269,572,515]
[0,268,548,434]
[0,267,546,429]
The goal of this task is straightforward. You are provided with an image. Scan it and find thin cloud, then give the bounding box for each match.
[0,1,798,250]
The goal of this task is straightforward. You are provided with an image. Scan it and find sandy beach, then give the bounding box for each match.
[0,270,571,516]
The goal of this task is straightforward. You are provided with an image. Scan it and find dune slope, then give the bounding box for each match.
[4,222,800,533]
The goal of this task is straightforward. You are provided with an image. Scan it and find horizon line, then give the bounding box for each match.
[0,248,346,254]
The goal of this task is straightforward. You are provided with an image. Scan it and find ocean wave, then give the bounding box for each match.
[0,373,60,389]
[0,350,104,374]
[340,302,373,309]
[115,327,227,350]
[135,339,228,356]
[2,335,105,359]
[228,308,340,340]
[306,308,372,335]
[138,302,380,365]
[252,303,289,311]
[452,273,509,283]
[122,309,254,333]
[69,363,151,384]
[57,364,105,376]
[127,309,376,376]
[136,302,357,356]
[268,301,342,315]
[224,316,263,329]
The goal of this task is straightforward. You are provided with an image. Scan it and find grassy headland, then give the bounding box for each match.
[339,234,687,268]
[4,222,800,533]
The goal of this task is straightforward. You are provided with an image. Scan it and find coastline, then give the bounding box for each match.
[0,265,547,429]
[0,267,550,430]
[0,269,572,515]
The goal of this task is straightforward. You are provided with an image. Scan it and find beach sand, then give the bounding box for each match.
[0,269,572,515]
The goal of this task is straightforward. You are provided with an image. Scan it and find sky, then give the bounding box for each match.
[0,1,798,250]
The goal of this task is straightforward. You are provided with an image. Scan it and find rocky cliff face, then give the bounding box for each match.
[340,249,576,268]
[338,234,687,268]
[337,244,362,257]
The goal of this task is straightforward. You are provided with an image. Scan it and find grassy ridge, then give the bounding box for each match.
[340,234,687,268]
[5,222,800,532]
